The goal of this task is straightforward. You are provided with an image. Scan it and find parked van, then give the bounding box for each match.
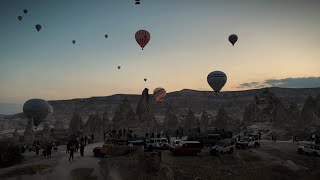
[172,141,202,155]
[236,135,260,149]
[210,138,235,155]
[145,138,169,150]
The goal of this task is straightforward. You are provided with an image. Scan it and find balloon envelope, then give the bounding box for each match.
[118,66,121,69]
[18,16,23,21]
[23,99,53,127]
[135,30,150,50]
[72,40,76,44]
[35,24,42,32]
[207,71,227,93]
[228,34,238,46]
[23,9,28,14]
[105,34,108,38]
[153,88,166,103]
[144,78,147,82]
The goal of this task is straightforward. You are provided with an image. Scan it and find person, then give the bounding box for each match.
[69,142,74,162]
[22,144,26,153]
[47,144,52,158]
[312,134,316,143]
[104,133,106,141]
[36,144,40,155]
[91,133,94,142]
[151,132,155,138]
[80,142,84,157]
[84,136,88,146]
[75,141,79,152]
[145,132,149,139]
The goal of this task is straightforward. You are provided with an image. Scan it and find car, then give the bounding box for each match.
[236,136,260,149]
[172,141,202,155]
[202,134,222,146]
[145,138,169,150]
[210,138,235,155]
[93,139,126,157]
[298,144,320,156]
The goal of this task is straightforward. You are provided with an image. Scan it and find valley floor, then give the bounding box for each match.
[0,141,319,180]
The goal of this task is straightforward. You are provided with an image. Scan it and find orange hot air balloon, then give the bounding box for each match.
[135,29,150,50]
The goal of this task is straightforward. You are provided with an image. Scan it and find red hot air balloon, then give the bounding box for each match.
[135,30,150,50]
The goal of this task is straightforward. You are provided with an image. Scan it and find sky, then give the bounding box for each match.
[0,0,320,105]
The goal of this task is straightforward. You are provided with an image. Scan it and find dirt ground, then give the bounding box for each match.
[0,141,319,180]
[161,141,320,180]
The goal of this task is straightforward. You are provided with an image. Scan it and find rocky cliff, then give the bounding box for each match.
[112,97,135,130]
[163,102,179,132]
[85,113,104,141]
[69,113,84,136]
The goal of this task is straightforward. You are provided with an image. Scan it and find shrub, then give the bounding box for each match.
[0,139,23,168]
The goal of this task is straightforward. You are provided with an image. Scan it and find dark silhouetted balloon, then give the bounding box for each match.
[23,99,53,127]
[72,40,76,44]
[105,34,108,39]
[23,9,28,14]
[228,34,238,46]
[135,29,150,50]
[18,16,23,21]
[135,0,140,5]
[35,24,42,32]
[207,71,227,94]
[118,66,121,69]
[144,78,147,82]
[153,87,166,103]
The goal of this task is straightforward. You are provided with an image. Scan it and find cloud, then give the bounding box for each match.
[237,77,320,89]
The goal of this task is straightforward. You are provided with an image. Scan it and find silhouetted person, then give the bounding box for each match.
[80,142,84,157]
[151,132,155,138]
[69,143,74,162]
[91,133,94,142]
[84,136,88,146]
[47,144,52,158]
[22,144,26,153]
[36,144,39,155]
[157,133,161,138]
[66,141,70,153]
[145,132,149,139]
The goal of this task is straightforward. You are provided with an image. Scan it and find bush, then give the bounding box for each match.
[0,139,23,168]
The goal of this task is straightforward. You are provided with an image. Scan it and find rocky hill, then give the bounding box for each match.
[1,87,320,138]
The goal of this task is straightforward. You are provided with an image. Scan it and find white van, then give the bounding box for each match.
[145,138,169,150]
[210,138,235,155]
[169,138,182,151]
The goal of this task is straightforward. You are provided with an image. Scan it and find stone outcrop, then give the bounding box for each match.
[102,111,112,133]
[183,108,196,136]
[69,113,84,136]
[54,118,64,130]
[24,118,35,145]
[214,108,231,130]
[298,95,320,130]
[112,97,135,130]
[163,102,179,132]
[42,121,51,141]
[13,128,19,143]
[200,110,210,134]
[85,113,104,142]
[134,88,157,129]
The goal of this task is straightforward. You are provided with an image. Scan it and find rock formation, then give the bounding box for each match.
[42,121,51,141]
[24,118,35,145]
[54,118,64,130]
[69,113,84,136]
[85,113,104,142]
[298,95,320,130]
[163,102,179,132]
[13,128,19,143]
[112,97,135,130]
[132,88,157,134]
[214,107,230,130]
[102,111,112,133]
[183,108,196,136]
[200,110,209,134]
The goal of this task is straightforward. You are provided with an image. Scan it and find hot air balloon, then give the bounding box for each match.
[105,34,108,39]
[35,24,42,32]
[153,87,166,103]
[23,9,28,14]
[18,16,23,21]
[117,66,121,70]
[144,78,147,82]
[72,40,76,44]
[207,71,227,94]
[135,30,150,50]
[228,34,238,46]
[135,0,141,5]
[23,99,53,128]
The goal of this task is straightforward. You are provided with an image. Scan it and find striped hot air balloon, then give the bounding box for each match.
[135,29,150,50]
[153,87,166,103]
[207,71,227,94]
